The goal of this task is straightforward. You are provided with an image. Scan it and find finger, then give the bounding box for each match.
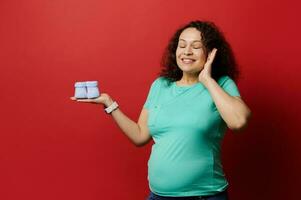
[207,48,217,64]
[76,99,94,103]
[70,97,77,100]
[210,48,217,59]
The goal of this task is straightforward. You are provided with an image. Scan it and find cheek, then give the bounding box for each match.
[176,48,181,57]
[195,51,207,62]
[175,49,182,62]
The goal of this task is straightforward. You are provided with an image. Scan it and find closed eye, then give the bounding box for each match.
[193,46,201,49]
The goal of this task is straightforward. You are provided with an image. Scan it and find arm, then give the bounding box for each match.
[203,78,252,132]
[71,94,152,147]
[198,48,251,132]
[104,97,152,147]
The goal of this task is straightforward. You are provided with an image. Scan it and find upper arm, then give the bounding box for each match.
[136,108,152,147]
[228,96,252,132]
[136,78,161,146]
[218,76,252,131]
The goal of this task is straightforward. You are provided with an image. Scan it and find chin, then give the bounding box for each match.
[179,65,203,74]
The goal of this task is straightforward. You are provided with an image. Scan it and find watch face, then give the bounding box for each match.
[105,102,118,114]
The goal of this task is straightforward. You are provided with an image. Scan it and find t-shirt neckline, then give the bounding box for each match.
[173,81,199,88]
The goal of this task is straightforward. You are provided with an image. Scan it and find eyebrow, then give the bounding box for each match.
[179,39,202,43]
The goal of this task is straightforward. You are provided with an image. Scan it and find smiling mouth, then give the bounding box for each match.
[181,58,196,64]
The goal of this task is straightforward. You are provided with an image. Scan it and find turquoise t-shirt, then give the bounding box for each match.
[143,76,240,197]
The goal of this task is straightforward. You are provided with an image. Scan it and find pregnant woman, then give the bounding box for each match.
[71,20,252,200]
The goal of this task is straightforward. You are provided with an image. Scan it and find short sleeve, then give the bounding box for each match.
[218,76,241,97]
[143,77,161,109]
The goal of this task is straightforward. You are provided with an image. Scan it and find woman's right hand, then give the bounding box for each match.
[70,93,114,107]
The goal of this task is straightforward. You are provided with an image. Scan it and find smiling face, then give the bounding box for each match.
[176,28,207,75]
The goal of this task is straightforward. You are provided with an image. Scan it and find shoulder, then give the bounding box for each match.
[151,76,171,88]
[217,75,237,86]
[217,75,241,97]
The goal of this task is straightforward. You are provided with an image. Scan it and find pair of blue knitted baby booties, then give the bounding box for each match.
[74,81,100,99]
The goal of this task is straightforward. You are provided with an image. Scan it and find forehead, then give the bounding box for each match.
[179,28,202,42]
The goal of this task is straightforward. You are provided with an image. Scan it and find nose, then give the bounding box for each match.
[183,46,193,55]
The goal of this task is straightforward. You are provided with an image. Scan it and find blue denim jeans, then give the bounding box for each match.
[146,189,229,200]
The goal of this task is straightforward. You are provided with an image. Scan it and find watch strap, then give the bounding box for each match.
[104,101,119,114]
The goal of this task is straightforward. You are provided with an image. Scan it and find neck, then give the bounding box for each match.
[178,73,199,84]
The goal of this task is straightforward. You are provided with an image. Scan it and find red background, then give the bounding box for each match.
[0,0,300,199]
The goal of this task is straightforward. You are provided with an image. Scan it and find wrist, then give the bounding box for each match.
[104,101,119,114]
[104,98,114,107]
[202,77,215,87]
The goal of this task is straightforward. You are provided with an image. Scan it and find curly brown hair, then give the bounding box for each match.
[159,20,239,84]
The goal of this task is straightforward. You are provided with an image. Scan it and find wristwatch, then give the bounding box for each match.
[104,101,119,114]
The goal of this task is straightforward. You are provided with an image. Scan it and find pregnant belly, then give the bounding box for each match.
[148,154,213,193]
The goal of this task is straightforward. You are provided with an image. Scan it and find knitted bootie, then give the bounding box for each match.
[74,82,87,99]
[86,81,100,99]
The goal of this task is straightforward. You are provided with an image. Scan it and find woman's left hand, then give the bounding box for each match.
[198,48,217,85]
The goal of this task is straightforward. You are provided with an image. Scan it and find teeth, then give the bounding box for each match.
[182,58,195,63]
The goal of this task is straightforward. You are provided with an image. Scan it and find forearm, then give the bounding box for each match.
[203,78,251,130]
[104,99,142,146]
